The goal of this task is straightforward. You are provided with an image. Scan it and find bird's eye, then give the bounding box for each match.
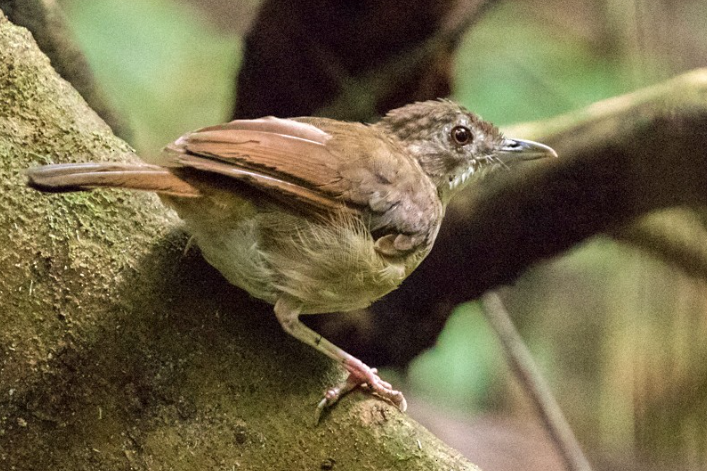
[451,125,473,146]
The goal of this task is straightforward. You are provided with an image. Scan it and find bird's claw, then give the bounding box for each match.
[313,362,407,424]
[314,376,359,425]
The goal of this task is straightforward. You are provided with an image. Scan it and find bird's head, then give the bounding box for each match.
[374,100,556,202]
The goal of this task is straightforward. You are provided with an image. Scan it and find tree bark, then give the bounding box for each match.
[0,13,478,470]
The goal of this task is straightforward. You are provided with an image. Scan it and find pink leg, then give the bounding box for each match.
[274,297,407,423]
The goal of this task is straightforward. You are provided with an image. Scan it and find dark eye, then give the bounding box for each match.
[451,125,473,146]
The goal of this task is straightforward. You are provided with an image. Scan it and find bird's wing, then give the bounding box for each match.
[163,116,443,254]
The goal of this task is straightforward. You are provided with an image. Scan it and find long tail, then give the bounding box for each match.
[26,163,201,197]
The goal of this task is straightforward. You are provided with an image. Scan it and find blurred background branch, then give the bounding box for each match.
[611,209,707,280]
[482,292,593,471]
[0,0,131,140]
[233,0,496,121]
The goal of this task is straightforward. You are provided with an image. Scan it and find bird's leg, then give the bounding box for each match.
[274,297,407,422]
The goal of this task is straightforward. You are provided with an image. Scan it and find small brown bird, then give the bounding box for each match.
[27,100,556,420]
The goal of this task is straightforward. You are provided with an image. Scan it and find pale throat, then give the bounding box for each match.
[405,141,479,204]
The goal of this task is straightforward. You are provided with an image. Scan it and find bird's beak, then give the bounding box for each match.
[496,138,557,164]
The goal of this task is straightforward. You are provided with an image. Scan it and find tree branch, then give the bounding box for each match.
[0,0,131,140]
[482,292,593,471]
[611,208,707,280]
[233,0,495,121]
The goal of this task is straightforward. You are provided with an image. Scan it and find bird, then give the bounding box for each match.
[27,99,556,421]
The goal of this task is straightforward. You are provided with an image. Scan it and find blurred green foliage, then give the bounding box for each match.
[453,2,631,125]
[61,0,240,156]
[408,303,504,412]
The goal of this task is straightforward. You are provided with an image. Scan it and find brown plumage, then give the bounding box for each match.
[27,100,556,421]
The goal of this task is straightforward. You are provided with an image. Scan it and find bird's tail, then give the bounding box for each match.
[26,162,201,197]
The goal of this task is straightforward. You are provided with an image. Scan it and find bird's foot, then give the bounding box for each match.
[314,357,407,424]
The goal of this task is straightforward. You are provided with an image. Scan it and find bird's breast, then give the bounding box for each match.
[163,193,430,314]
